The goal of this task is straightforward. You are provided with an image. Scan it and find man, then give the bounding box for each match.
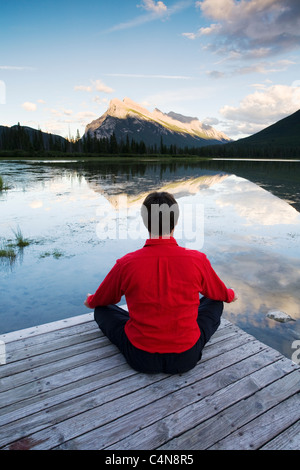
[84,191,237,374]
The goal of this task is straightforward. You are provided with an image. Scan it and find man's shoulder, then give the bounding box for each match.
[116,242,207,264]
[116,246,148,264]
[175,244,206,258]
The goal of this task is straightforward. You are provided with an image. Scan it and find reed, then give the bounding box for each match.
[0,247,16,260]
[0,176,10,191]
[12,226,30,247]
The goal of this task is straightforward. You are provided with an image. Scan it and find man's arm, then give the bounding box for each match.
[200,255,237,303]
[84,261,123,309]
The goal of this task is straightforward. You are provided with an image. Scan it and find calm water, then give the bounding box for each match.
[1,157,300,361]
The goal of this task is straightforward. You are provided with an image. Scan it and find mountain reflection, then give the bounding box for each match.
[87,173,229,209]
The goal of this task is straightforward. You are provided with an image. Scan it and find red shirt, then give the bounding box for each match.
[87,237,234,353]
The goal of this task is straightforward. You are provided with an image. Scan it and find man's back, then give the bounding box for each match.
[86,191,236,374]
[88,237,234,354]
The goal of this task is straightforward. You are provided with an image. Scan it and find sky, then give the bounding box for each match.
[1,0,300,140]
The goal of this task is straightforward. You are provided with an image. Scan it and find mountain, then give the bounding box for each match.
[84,97,231,148]
[234,109,300,148]
[201,109,300,159]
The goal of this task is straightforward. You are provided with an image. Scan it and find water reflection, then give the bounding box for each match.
[0,158,299,362]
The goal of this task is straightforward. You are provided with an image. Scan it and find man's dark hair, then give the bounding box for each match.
[141,191,179,237]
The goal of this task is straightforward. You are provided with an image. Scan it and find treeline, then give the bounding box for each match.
[81,133,201,156]
[0,123,70,152]
[0,124,299,158]
[0,125,203,156]
[196,142,300,159]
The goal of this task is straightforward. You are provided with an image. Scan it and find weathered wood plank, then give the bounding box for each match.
[1,312,299,451]
[0,342,119,393]
[0,334,109,379]
[260,421,300,450]
[56,342,273,450]
[209,392,300,450]
[0,348,125,409]
[0,362,135,429]
[159,363,300,450]
[0,368,166,448]
[1,327,102,368]
[0,313,94,344]
[2,332,261,450]
[104,351,295,450]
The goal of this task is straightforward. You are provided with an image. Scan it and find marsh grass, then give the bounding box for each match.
[0,176,10,191]
[0,227,31,268]
[12,226,30,247]
[0,247,16,260]
[39,249,64,259]
[0,243,17,268]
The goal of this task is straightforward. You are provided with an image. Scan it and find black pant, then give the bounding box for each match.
[94,297,223,374]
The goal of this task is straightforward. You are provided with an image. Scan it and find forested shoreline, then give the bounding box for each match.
[0,123,299,159]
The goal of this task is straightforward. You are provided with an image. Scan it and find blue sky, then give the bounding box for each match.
[1,0,300,139]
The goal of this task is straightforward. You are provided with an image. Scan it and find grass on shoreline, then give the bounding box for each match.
[0,227,31,265]
[0,149,212,161]
[0,175,10,191]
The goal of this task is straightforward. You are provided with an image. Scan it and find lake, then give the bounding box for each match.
[0,157,300,362]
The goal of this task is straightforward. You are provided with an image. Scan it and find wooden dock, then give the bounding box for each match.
[0,312,299,451]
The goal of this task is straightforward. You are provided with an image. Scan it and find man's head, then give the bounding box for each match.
[141,191,179,237]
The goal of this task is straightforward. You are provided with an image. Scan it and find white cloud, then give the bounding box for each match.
[74,85,93,92]
[0,65,34,70]
[108,0,192,32]
[203,116,220,126]
[49,108,73,116]
[139,0,167,15]
[220,83,300,136]
[205,58,296,79]
[93,96,109,105]
[104,73,193,80]
[22,101,37,111]
[92,80,114,94]
[183,22,221,38]
[74,80,114,94]
[187,0,300,57]
[75,111,98,123]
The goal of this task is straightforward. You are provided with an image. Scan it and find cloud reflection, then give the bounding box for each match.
[214,175,300,226]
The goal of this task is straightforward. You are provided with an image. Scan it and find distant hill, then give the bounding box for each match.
[235,110,300,148]
[200,110,300,159]
[84,97,232,149]
[0,123,68,152]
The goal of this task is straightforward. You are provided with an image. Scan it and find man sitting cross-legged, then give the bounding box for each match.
[84,191,237,374]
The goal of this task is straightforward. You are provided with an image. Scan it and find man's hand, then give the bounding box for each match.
[232,290,238,302]
[84,293,92,309]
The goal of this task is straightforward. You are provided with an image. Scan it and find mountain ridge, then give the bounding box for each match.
[84,97,231,148]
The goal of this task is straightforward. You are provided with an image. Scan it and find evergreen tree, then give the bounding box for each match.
[109,132,118,153]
